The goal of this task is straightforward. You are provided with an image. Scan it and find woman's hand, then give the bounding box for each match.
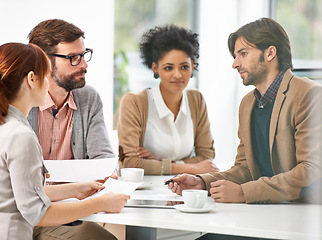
[74,182,105,200]
[136,147,155,159]
[98,193,130,213]
[191,159,220,174]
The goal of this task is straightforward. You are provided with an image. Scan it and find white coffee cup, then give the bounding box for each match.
[182,189,208,209]
[121,168,144,182]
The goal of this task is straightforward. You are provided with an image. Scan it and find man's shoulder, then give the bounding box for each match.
[289,72,321,91]
[240,89,255,105]
[72,85,102,104]
[72,85,99,97]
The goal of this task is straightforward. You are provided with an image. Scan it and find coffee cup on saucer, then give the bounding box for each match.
[121,168,144,182]
[182,189,208,209]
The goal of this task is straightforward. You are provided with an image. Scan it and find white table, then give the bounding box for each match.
[82,176,322,240]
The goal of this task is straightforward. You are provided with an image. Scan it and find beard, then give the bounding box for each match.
[239,53,267,87]
[51,64,87,92]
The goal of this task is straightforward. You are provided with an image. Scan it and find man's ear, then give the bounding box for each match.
[26,71,35,89]
[266,45,277,61]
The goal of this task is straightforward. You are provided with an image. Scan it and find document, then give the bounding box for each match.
[89,178,141,198]
[60,178,140,203]
[44,158,118,182]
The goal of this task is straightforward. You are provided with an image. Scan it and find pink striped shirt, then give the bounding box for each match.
[38,92,77,160]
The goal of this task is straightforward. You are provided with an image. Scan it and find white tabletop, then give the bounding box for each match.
[82,176,322,240]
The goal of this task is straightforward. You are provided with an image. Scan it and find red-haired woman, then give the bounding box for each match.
[0,43,129,240]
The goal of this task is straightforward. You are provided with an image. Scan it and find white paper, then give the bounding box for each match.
[44,158,118,182]
[89,178,141,198]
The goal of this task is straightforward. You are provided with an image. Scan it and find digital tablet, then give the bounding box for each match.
[125,199,184,209]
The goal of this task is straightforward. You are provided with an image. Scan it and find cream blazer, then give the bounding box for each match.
[118,89,215,175]
[200,69,322,203]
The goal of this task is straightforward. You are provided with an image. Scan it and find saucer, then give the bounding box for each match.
[174,204,213,213]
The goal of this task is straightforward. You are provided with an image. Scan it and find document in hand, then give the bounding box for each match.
[89,178,142,198]
[44,158,118,182]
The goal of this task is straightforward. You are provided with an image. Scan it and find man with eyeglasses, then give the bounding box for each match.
[27,19,118,240]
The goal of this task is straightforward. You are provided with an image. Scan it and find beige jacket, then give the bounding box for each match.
[200,70,322,203]
[118,89,215,175]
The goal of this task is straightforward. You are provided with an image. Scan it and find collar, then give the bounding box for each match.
[39,91,77,112]
[152,86,187,119]
[253,71,285,109]
[8,105,31,128]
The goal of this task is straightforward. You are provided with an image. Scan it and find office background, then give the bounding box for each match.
[1,0,321,169]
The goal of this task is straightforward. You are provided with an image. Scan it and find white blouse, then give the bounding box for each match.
[0,105,51,240]
[143,86,194,161]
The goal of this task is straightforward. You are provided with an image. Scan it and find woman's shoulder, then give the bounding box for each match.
[121,89,149,104]
[186,88,205,103]
[186,88,203,96]
[1,118,37,153]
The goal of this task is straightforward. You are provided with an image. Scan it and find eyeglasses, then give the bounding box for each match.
[48,48,93,66]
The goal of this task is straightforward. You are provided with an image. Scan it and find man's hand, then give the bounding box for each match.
[210,180,246,203]
[167,174,206,195]
[106,172,118,180]
[98,172,119,184]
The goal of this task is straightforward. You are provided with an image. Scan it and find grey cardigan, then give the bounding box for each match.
[28,85,114,160]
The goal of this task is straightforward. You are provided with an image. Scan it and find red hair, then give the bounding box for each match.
[0,43,50,124]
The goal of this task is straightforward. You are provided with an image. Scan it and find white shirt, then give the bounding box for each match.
[143,86,194,161]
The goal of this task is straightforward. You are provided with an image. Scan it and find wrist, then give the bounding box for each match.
[195,175,207,190]
[90,196,104,213]
[189,164,197,175]
[71,183,81,198]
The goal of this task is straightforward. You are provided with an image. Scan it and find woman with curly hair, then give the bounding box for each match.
[118,25,219,175]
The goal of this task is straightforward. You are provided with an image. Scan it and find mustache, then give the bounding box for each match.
[72,69,87,76]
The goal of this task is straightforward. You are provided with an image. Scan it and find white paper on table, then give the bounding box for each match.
[89,178,141,198]
[44,158,118,182]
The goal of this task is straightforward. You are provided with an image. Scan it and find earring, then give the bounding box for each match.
[153,72,159,79]
[191,72,194,78]
[32,85,35,89]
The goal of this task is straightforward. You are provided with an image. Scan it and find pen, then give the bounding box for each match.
[164,174,179,185]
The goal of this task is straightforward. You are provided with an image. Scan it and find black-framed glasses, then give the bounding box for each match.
[48,48,93,66]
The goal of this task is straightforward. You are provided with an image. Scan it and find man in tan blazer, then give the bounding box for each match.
[168,17,322,204]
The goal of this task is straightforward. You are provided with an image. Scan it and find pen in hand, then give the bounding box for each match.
[164,174,179,185]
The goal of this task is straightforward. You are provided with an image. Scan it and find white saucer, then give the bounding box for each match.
[136,182,152,190]
[174,204,213,213]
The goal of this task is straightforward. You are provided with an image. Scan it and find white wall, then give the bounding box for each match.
[0,0,115,129]
[1,0,273,167]
[198,0,270,170]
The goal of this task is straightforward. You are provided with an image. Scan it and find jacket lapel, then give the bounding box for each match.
[241,94,261,179]
[71,90,83,159]
[269,70,293,160]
